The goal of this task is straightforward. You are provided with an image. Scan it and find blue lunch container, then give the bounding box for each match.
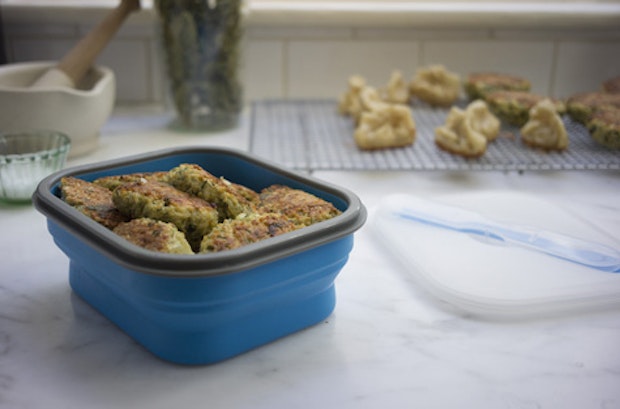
[33,147,366,365]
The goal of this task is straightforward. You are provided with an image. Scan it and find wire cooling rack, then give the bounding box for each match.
[249,99,620,171]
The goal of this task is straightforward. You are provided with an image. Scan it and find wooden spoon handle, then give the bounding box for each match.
[56,0,140,86]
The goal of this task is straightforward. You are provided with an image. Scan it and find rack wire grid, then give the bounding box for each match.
[249,99,620,172]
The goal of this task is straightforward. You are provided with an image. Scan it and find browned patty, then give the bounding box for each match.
[464,72,531,100]
[199,213,298,253]
[167,163,259,221]
[486,91,565,127]
[587,105,620,149]
[566,91,620,124]
[60,176,128,229]
[259,185,341,227]
[602,76,620,94]
[113,217,194,254]
[93,171,170,191]
[112,180,219,251]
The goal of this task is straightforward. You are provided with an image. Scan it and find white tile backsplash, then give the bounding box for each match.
[242,39,285,99]
[3,14,619,105]
[553,41,620,97]
[421,40,556,95]
[287,40,419,98]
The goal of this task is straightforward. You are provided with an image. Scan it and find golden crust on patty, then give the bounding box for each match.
[566,91,620,124]
[587,105,620,149]
[259,185,341,227]
[199,213,297,253]
[113,217,194,254]
[60,176,128,229]
[486,91,565,127]
[602,76,620,94]
[464,72,531,101]
[167,163,259,221]
[93,172,170,191]
[112,179,218,251]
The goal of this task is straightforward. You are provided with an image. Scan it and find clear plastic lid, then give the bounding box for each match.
[372,192,620,319]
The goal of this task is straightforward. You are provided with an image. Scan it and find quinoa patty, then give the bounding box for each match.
[113,217,194,254]
[259,185,341,227]
[93,171,170,191]
[587,105,620,149]
[199,213,297,253]
[167,163,259,221]
[60,176,128,229]
[112,179,218,251]
[486,91,565,127]
[602,76,620,94]
[566,91,620,125]
[464,72,531,101]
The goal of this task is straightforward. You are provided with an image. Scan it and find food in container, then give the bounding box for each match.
[33,147,366,365]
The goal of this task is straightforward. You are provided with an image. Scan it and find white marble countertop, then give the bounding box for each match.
[2,107,620,409]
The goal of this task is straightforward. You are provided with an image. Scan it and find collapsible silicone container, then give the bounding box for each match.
[33,147,366,364]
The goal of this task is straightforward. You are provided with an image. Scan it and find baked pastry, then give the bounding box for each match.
[520,99,568,151]
[353,103,416,150]
[464,72,531,101]
[112,179,219,251]
[259,184,342,227]
[380,70,410,104]
[566,91,620,125]
[355,86,389,123]
[464,99,501,142]
[199,212,297,253]
[113,218,194,254]
[410,64,461,107]
[60,176,128,229]
[434,106,487,158]
[587,105,620,149]
[167,163,259,220]
[602,76,620,94]
[486,91,565,127]
[338,75,368,117]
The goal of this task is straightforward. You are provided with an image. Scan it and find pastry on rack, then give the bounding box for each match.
[380,70,410,104]
[520,99,568,151]
[356,86,388,122]
[486,90,566,127]
[464,99,501,142]
[410,64,461,107]
[434,106,488,158]
[587,105,620,149]
[463,72,531,101]
[354,103,416,150]
[338,75,368,118]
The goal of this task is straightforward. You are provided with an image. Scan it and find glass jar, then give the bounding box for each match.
[155,0,243,131]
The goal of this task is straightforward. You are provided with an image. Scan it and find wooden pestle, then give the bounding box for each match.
[31,0,140,88]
